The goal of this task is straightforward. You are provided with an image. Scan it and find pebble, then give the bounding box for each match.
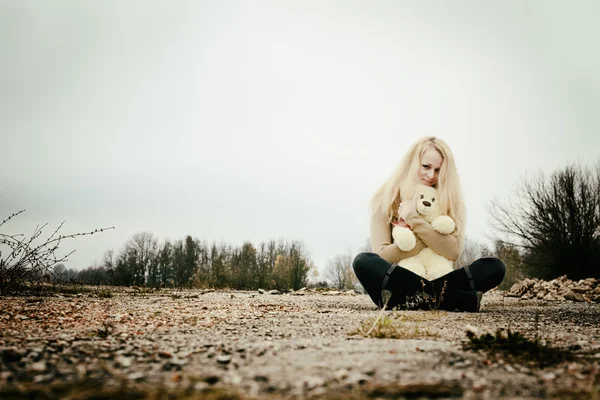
[254,374,269,382]
[542,372,556,381]
[115,356,133,368]
[29,361,47,373]
[128,371,146,381]
[194,381,210,390]
[303,376,325,389]
[158,351,172,358]
[345,372,371,385]
[216,355,231,365]
[33,373,54,384]
[472,379,487,392]
[334,369,349,380]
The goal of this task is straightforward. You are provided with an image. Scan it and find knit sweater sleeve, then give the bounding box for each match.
[405,214,462,261]
[370,206,427,264]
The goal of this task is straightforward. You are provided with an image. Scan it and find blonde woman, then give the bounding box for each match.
[353,136,505,311]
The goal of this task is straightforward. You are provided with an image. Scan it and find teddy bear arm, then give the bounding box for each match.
[430,215,456,235]
[392,225,417,251]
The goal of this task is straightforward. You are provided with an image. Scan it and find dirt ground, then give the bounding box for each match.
[1,288,600,399]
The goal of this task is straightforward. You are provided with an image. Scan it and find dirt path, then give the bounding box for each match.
[1,289,599,399]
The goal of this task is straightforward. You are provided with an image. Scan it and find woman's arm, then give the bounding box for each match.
[370,206,427,263]
[405,214,462,261]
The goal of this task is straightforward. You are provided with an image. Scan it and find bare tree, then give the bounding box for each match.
[488,162,600,280]
[325,251,356,290]
[454,236,493,269]
[120,232,158,286]
[0,210,114,294]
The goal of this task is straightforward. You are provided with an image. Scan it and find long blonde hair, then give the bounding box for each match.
[370,136,467,238]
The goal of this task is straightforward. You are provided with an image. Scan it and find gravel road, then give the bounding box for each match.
[1,288,599,399]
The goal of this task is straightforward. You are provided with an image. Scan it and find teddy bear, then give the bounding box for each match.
[392,184,456,281]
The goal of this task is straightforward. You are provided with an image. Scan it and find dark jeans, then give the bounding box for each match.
[352,252,506,311]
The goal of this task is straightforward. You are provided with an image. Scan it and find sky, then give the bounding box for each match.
[2,1,599,277]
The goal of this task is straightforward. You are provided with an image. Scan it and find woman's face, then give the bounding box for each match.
[418,147,443,187]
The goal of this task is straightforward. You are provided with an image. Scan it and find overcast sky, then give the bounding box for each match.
[2,1,599,277]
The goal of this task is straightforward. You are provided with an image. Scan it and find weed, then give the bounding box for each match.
[350,310,439,339]
[22,282,92,296]
[131,286,158,297]
[95,321,115,339]
[464,328,572,367]
[398,280,447,311]
[171,291,182,299]
[94,287,113,298]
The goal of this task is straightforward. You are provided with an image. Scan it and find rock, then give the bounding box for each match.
[28,361,47,373]
[573,286,592,293]
[0,347,23,362]
[472,379,487,392]
[304,375,326,389]
[542,372,556,381]
[572,293,585,302]
[158,351,172,358]
[254,375,269,382]
[268,290,280,295]
[216,355,231,365]
[564,290,576,300]
[128,371,146,381]
[115,356,132,368]
[543,293,554,301]
[194,381,210,391]
[334,369,349,380]
[203,374,220,384]
[163,358,188,371]
[33,374,54,384]
[258,289,265,294]
[0,371,13,382]
[345,372,371,385]
[509,276,598,302]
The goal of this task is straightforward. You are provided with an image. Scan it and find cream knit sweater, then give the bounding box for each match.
[370,205,462,265]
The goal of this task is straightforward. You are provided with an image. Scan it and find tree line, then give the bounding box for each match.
[56,234,315,291]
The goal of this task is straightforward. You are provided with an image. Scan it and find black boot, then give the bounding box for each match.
[439,290,483,312]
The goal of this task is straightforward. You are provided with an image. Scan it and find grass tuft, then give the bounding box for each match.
[94,287,113,298]
[349,310,439,339]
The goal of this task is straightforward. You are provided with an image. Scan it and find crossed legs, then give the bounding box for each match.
[352,252,506,311]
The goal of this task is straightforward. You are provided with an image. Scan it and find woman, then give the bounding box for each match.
[353,136,505,312]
